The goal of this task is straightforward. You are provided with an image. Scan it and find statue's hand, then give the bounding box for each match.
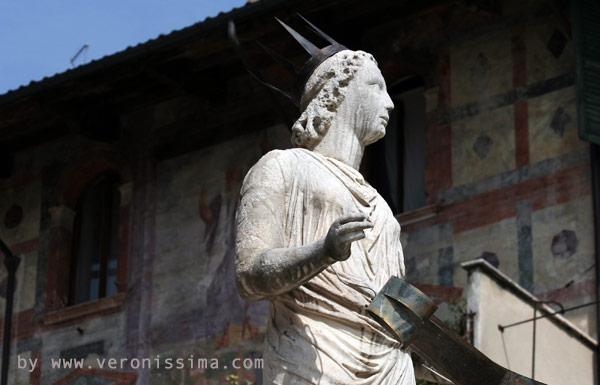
[325,213,374,261]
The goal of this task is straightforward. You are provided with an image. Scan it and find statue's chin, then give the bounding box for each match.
[363,127,386,146]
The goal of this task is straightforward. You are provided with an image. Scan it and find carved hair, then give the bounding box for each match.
[291,50,377,149]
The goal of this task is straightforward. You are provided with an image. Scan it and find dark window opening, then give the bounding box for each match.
[361,75,426,214]
[70,171,120,305]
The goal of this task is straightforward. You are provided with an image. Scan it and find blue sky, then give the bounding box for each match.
[0,0,246,94]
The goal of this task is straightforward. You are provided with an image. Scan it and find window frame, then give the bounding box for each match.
[69,170,121,306]
[41,157,131,326]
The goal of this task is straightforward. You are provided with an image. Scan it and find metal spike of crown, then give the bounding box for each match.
[228,14,348,107]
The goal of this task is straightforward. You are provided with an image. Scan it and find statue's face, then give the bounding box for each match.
[347,60,394,145]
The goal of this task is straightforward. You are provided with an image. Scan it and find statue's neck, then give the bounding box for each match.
[311,123,364,171]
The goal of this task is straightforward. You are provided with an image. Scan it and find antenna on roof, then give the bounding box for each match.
[70,44,89,68]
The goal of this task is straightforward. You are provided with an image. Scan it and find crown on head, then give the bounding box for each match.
[228,14,348,107]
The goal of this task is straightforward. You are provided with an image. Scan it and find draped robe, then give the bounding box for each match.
[236,148,415,385]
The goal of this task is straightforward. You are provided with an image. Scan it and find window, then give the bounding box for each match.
[572,0,600,144]
[361,75,427,214]
[69,171,121,305]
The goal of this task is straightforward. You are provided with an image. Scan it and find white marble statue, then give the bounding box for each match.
[235,49,415,384]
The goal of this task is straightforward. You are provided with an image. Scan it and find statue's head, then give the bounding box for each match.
[228,17,393,150]
[292,50,394,149]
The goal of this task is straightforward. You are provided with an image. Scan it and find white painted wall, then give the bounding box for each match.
[463,260,597,385]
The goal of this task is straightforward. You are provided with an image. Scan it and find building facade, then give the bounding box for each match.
[0,0,597,384]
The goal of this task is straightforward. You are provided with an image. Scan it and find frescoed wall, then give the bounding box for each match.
[149,125,289,384]
[396,5,595,338]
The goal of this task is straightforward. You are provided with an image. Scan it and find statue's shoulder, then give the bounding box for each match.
[242,149,303,190]
[250,148,306,173]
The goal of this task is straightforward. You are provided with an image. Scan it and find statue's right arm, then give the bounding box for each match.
[236,238,334,301]
[234,151,372,301]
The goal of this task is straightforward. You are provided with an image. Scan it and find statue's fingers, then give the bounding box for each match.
[337,213,368,224]
[340,231,367,244]
[339,221,373,234]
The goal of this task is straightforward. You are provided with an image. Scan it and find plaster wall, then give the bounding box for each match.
[401,1,596,339]
[39,312,127,385]
[0,121,291,385]
[465,265,596,385]
[0,132,138,385]
[0,180,40,316]
[149,124,290,384]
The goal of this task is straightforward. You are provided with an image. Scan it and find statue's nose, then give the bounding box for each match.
[385,94,394,112]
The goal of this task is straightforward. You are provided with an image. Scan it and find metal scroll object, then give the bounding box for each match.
[367,276,546,385]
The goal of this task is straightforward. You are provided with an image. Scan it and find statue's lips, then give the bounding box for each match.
[380,116,389,125]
